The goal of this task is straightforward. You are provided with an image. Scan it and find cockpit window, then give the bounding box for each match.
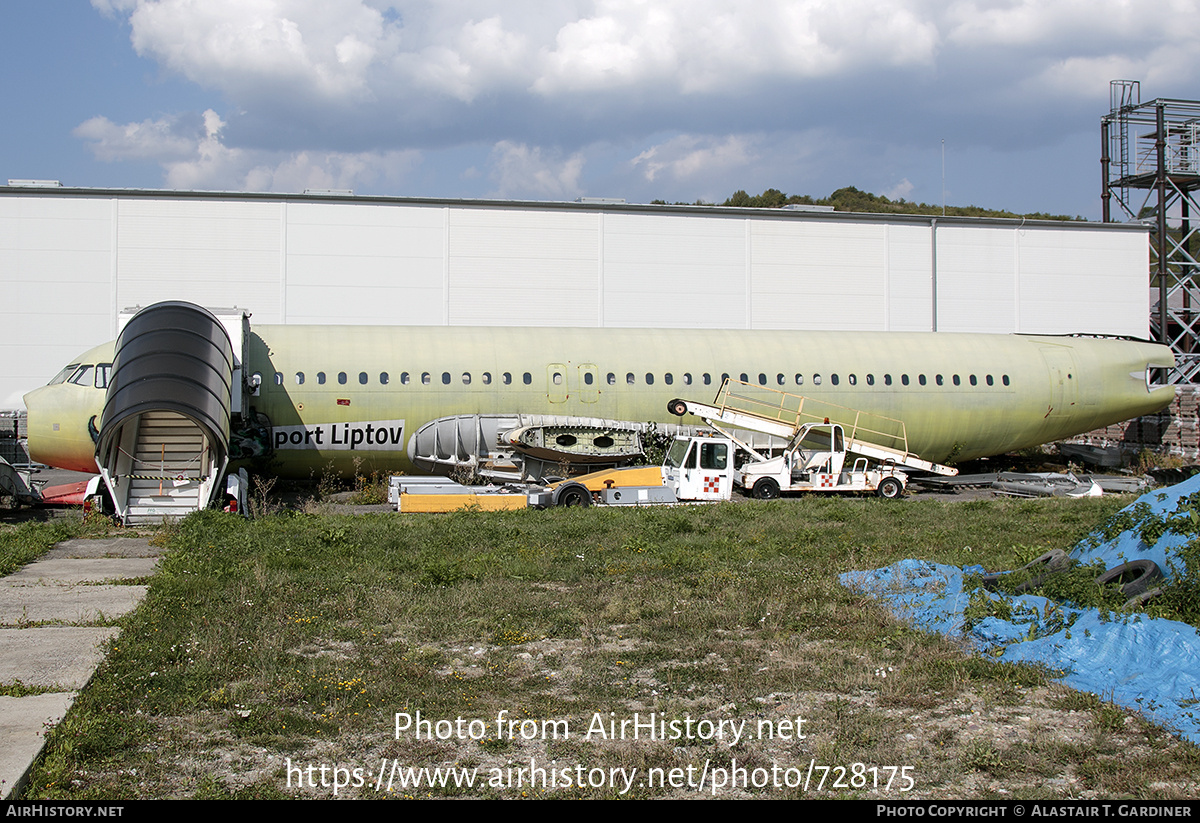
[68,365,95,387]
[49,364,80,385]
[95,363,111,389]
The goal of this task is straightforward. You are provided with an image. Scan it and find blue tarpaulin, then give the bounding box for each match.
[840,476,1200,745]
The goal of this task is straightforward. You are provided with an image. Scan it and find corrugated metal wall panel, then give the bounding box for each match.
[0,190,1154,407]
[0,197,113,407]
[602,213,746,328]
[750,220,887,329]
[884,224,934,332]
[285,203,446,324]
[115,199,282,320]
[935,226,1017,334]
[1015,227,1149,338]
[448,209,598,326]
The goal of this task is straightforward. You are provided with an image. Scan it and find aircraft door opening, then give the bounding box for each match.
[1040,347,1078,418]
[548,364,568,403]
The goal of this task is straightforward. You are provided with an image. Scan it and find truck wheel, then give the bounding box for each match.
[753,478,780,500]
[557,484,591,508]
[877,477,903,499]
[667,399,688,416]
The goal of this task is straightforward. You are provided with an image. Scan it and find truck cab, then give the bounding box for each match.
[662,435,733,502]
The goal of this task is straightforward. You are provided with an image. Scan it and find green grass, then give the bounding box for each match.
[14,495,1200,799]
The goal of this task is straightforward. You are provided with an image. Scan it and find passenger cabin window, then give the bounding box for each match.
[901,374,909,386]
[969,375,978,386]
[1002,375,1010,386]
[318,372,326,385]
[274,372,284,386]
[884,374,892,386]
[462,373,471,385]
[627,373,635,385]
[740,373,749,383]
[986,375,994,386]
[339,372,348,385]
[795,374,803,385]
[442,372,451,385]
[380,372,389,385]
[665,373,673,385]
[866,374,874,386]
[422,373,431,385]
[952,375,960,386]
[778,374,785,386]
[400,372,409,385]
[813,374,821,386]
[295,372,304,385]
[482,373,492,385]
[503,373,512,385]
[918,374,927,386]
[584,372,594,385]
[523,373,532,385]
[704,374,712,385]
[645,373,654,385]
[758,373,767,385]
[607,373,616,385]
[359,372,369,385]
[684,373,693,385]
[831,374,839,386]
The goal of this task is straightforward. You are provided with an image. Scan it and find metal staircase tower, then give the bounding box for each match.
[1102,81,1200,383]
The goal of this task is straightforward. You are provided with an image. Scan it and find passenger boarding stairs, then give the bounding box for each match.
[670,379,958,477]
[105,411,214,525]
[95,302,246,524]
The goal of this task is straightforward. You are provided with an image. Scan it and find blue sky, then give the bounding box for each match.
[4,1,1198,218]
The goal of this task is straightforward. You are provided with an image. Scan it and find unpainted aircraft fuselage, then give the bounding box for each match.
[23,324,1176,479]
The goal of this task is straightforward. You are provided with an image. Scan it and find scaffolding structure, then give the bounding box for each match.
[1102,81,1200,383]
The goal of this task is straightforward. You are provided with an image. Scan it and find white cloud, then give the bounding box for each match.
[76,107,419,193]
[883,178,914,201]
[632,135,755,182]
[488,141,584,199]
[75,0,1200,217]
[73,113,202,163]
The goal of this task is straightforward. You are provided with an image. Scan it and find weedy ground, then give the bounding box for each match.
[6,494,1200,799]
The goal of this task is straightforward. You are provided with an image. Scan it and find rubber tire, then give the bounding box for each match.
[1123,586,1164,611]
[753,478,781,500]
[667,399,688,417]
[877,477,903,499]
[1094,559,1164,598]
[1022,548,1074,573]
[557,484,591,508]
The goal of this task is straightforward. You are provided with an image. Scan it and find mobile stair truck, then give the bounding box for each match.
[667,380,958,499]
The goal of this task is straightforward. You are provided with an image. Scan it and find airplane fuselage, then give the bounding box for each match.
[23,325,1176,479]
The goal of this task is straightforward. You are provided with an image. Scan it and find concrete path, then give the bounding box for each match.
[0,537,160,799]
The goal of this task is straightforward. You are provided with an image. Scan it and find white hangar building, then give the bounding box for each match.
[1,185,1150,409]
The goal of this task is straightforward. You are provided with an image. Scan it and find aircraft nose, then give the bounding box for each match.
[22,384,100,474]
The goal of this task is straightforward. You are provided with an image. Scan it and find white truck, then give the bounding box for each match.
[667,380,958,499]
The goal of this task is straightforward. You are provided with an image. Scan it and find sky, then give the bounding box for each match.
[3,0,1198,219]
